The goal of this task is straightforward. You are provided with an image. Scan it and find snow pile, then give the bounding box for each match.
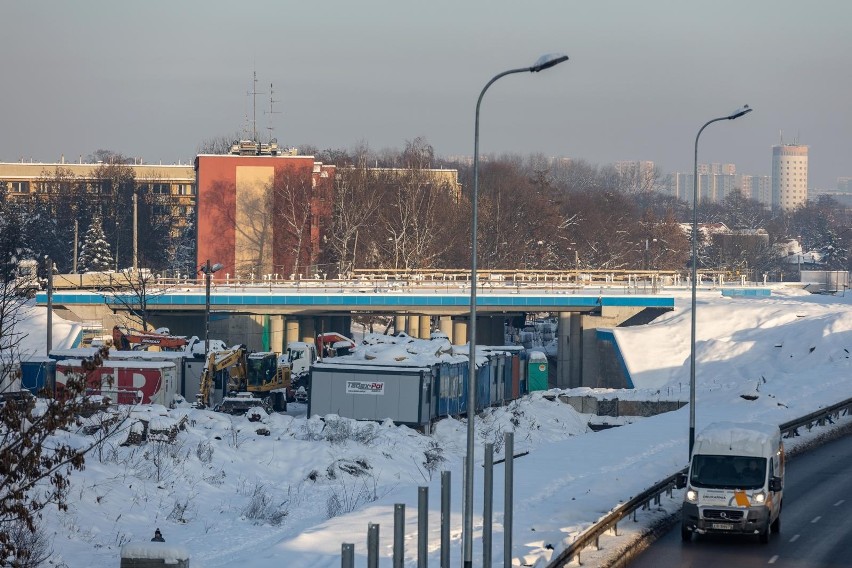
[12,285,852,567]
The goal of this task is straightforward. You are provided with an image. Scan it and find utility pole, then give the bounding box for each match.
[45,256,53,356]
[133,191,138,271]
[72,220,78,273]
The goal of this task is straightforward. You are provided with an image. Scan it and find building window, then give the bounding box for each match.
[11,181,30,193]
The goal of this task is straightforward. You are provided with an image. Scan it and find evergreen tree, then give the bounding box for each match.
[78,216,114,272]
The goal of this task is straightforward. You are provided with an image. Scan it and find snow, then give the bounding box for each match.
[10,285,852,567]
[16,305,82,359]
[120,541,190,561]
[692,421,780,458]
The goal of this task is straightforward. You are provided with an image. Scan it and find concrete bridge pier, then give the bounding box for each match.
[438,316,453,339]
[394,315,406,335]
[300,317,316,343]
[419,315,432,337]
[452,318,468,345]
[269,314,286,353]
[406,315,420,338]
[285,318,300,345]
[556,312,583,389]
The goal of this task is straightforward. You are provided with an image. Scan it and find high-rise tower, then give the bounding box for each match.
[772,143,808,210]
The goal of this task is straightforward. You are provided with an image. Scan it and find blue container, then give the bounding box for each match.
[435,361,466,418]
[21,358,56,396]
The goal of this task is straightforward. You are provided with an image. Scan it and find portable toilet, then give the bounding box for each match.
[527,350,549,391]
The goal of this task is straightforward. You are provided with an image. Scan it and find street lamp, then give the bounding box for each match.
[689,105,752,459]
[465,52,568,568]
[199,260,224,363]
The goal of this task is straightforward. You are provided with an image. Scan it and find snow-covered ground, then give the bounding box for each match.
[13,284,852,567]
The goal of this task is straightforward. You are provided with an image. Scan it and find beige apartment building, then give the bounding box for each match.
[0,159,197,233]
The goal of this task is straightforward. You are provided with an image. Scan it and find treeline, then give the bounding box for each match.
[309,138,852,279]
[2,140,851,283]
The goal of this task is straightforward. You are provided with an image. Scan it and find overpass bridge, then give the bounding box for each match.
[37,277,676,389]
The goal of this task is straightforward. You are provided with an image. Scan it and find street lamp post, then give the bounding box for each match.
[465,52,568,568]
[689,105,752,459]
[199,260,224,363]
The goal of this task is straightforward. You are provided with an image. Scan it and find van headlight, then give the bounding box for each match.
[686,489,698,502]
[752,491,766,504]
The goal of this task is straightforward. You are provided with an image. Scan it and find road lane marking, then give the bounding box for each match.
[790,534,800,542]
[811,516,822,523]
[768,555,779,564]
[834,500,845,507]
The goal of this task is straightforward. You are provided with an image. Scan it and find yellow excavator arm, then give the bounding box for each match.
[196,346,248,408]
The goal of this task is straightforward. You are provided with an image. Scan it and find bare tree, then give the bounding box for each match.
[197,133,242,155]
[327,149,384,276]
[0,275,128,562]
[271,168,313,277]
[100,269,173,332]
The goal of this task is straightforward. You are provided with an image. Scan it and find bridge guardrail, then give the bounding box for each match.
[546,396,852,567]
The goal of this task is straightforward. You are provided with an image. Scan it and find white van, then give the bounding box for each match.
[681,422,784,543]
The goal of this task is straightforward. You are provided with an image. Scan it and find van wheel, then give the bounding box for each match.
[771,513,781,534]
[681,524,691,542]
[759,522,771,544]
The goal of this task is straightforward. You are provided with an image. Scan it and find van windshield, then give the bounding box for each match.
[690,455,767,489]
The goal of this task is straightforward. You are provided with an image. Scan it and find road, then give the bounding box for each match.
[628,433,852,568]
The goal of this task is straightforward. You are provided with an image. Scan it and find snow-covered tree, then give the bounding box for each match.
[78,216,114,272]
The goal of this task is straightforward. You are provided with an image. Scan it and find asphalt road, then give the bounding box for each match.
[628,432,852,568]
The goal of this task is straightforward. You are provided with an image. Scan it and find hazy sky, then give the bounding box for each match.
[3,1,851,188]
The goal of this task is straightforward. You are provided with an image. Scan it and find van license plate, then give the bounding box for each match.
[711,523,734,530]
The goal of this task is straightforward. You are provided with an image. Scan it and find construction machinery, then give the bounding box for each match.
[112,326,191,352]
[195,346,290,412]
[196,346,248,409]
[316,332,356,359]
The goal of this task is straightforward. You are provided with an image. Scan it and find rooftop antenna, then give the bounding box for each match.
[247,70,265,143]
[264,82,281,143]
[779,129,784,145]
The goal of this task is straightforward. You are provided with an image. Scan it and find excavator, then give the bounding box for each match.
[112,325,190,352]
[196,346,291,413]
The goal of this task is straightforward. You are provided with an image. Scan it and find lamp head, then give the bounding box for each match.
[198,262,224,274]
[727,104,752,120]
[530,53,569,72]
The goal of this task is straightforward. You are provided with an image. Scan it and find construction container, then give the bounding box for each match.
[20,357,56,396]
[56,360,177,406]
[309,362,435,428]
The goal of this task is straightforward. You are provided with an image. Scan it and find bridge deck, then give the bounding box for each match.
[38,288,674,315]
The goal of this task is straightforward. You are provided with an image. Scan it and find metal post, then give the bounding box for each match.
[418,487,428,568]
[503,432,514,568]
[689,104,752,459]
[441,471,451,568]
[72,220,78,273]
[45,256,53,356]
[204,260,212,362]
[341,543,354,568]
[132,190,138,271]
[367,523,379,568]
[393,503,405,568]
[483,443,494,568]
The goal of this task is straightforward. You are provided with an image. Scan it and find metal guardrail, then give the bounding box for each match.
[546,396,852,567]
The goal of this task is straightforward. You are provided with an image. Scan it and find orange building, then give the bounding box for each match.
[195,145,335,280]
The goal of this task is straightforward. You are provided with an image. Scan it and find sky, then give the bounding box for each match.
[12,283,852,567]
[3,1,852,188]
